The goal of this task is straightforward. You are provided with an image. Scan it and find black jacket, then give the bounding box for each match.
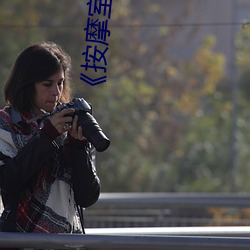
[0,128,100,232]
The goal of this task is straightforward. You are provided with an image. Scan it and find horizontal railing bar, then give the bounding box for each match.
[86,226,250,237]
[85,208,171,215]
[96,193,250,207]
[1,232,250,250]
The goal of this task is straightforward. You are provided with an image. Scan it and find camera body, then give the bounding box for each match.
[55,98,110,152]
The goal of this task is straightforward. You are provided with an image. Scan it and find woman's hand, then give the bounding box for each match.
[68,115,86,140]
[48,108,75,134]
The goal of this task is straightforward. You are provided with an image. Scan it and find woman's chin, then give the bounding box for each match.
[45,103,57,112]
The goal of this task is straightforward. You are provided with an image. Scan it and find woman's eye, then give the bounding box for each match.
[43,82,52,87]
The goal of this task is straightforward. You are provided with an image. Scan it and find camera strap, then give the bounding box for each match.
[76,204,85,234]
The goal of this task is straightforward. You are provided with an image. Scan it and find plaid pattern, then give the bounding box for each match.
[16,188,71,233]
[0,107,80,233]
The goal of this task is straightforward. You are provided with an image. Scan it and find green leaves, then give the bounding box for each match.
[1,0,245,193]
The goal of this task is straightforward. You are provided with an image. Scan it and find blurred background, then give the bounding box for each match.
[2,0,250,227]
[0,0,250,227]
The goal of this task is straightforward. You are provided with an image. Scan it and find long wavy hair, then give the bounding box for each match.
[4,41,73,112]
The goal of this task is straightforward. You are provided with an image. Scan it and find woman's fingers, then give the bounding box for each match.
[48,108,87,138]
[48,108,75,133]
[69,115,86,140]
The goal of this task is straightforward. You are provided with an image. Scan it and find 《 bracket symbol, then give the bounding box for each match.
[80,73,107,86]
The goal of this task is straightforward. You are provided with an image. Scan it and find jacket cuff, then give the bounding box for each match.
[41,119,61,140]
[68,134,88,148]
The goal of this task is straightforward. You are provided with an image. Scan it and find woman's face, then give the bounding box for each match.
[33,68,64,115]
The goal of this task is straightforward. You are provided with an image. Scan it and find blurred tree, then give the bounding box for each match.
[0,0,233,193]
[91,1,227,192]
[0,0,46,104]
[235,24,250,191]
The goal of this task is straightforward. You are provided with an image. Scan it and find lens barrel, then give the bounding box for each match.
[77,111,110,152]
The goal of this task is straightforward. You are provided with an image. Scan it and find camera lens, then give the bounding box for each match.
[77,111,110,152]
[90,131,110,152]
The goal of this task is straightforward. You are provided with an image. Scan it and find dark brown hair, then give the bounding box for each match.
[4,41,72,112]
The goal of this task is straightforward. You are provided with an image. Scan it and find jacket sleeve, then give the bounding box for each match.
[0,131,59,193]
[70,143,101,208]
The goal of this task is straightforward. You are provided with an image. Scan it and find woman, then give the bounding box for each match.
[0,42,100,233]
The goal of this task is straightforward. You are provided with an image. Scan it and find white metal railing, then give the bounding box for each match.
[85,226,250,237]
[84,193,250,228]
[1,228,250,249]
[1,193,250,249]
[96,193,250,207]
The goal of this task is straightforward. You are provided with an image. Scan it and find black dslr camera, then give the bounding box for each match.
[55,98,110,152]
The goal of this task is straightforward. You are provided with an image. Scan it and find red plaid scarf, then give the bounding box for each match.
[0,107,78,233]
